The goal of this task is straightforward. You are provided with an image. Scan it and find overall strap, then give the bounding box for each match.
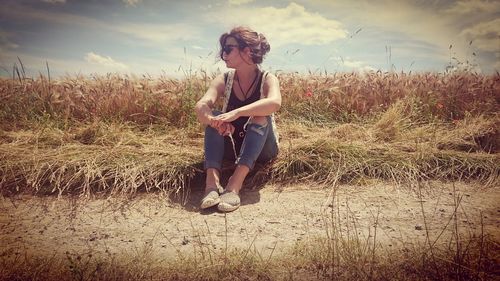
[259,71,268,98]
[222,70,235,113]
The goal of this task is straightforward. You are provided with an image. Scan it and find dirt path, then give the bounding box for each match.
[1,182,499,261]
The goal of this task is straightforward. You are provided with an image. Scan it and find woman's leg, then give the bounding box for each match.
[203,110,235,188]
[201,112,229,209]
[218,116,279,212]
[225,116,277,193]
[204,124,224,191]
[201,124,225,209]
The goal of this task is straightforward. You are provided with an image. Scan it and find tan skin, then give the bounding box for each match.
[195,36,281,195]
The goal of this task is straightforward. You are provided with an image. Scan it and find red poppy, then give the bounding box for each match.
[304,87,312,98]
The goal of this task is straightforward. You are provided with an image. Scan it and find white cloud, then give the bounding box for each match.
[114,23,198,43]
[444,0,498,15]
[343,59,366,68]
[460,18,500,53]
[339,57,376,72]
[305,1,484,62]
[41,0,66,3]
[494,54,500,71]
[1,4,104,32]
[0,49,131,77]
[0,31,19,50]
[0,4,199,44]
[84,52,128,69]
[123,0,141,7]
[228,0,254,5]
[206,2,347,48]
[309,0,499,51]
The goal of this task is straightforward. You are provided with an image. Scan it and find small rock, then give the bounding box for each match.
[415,225,423,231]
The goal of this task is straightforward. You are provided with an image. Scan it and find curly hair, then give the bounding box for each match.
[219,26,271,64]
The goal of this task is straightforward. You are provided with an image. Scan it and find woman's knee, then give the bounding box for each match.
[249,116,268,126]
[205,124,217,134]
[205,125,224,141]
[246,116,271,137]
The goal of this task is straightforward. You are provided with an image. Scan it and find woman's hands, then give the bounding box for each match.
[209,116,235,136]
[208,110,240,136]
[213,110,240,123]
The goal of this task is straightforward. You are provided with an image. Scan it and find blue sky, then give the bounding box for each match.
[0,0,499,78]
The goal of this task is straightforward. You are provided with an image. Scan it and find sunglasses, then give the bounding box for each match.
[222,44,239,55]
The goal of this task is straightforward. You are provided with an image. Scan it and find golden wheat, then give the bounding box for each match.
[0,71,498,195]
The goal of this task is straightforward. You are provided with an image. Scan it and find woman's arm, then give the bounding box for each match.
[194,74,235,136]
[194,74,225,126]
[214,73,281,123]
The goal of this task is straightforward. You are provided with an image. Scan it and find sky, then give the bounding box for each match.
[0,0,499,78]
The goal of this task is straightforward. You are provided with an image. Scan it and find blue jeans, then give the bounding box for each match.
[204,112,278,171]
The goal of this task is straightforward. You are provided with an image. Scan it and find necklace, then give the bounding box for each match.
[235,70,259,100]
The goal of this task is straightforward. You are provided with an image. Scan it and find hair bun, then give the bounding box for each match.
[259,33,271,55]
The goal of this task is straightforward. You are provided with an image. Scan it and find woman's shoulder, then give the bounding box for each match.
[261,71,279,86]
[260,71,280,98]
[209,73,226,95]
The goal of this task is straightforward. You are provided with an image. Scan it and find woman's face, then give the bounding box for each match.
[222,36,244,68]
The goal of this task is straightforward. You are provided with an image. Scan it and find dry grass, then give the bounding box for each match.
[1,70,498,280]
[1,71,498,128]
[0,72,212,129]
[0,71,499,195]
[0,113,497,195]
[278,71,499,124]
[274,105,499,186]
[0,123,203,196]
[1,238,495,281]
[273,137,498,186]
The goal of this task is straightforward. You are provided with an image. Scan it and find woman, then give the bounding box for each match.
[195,26,281,212]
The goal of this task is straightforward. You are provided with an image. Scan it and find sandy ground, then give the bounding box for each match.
[1,182,499,261]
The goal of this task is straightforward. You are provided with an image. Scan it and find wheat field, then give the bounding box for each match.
[0,70,499,280]
[0,71,498,195]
